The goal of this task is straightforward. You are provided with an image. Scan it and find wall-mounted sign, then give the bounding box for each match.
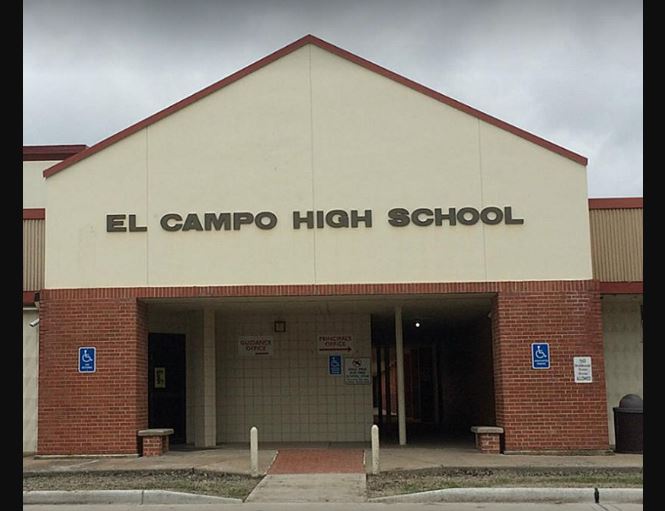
[238,336,273,356]
[318,335,353,354]
[344,358,370,385]
[573,356,593,383]
[78,347,96,373]
[106,206,524,232]
[154,367,166,388]
[329,355,342,376]
[531,342,550,369]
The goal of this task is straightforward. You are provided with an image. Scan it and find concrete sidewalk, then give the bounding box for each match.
[24,443,643,476]
[369,445,643,472]
[24,446,277,475]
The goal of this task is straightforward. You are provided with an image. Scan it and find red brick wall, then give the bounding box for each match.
[491,284,609,452]
[37,296,148,455]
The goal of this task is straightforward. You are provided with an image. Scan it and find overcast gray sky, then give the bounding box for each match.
[23,0,642,198]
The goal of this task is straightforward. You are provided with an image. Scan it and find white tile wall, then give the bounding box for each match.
[216,313,373,442]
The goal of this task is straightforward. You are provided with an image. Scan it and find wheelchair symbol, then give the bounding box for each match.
[534,346,547,359]
[81,350,93,363]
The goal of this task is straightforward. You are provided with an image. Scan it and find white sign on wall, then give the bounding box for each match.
[318,335,353,354]
[573,356,593,383]
[344,357,370,385]
[238,336,274,356]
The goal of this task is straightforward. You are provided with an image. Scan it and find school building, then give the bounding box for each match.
[22,35,642,456]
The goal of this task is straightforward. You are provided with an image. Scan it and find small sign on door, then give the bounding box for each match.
[154,367,166,388]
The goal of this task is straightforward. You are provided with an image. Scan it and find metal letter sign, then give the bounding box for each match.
[531,343,550,369]
[329,355,342,376]
[79,347,96,373]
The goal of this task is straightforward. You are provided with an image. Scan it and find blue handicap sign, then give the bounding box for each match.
[79,347,96,373]
[531,343,550,369]
[329,355,342,375]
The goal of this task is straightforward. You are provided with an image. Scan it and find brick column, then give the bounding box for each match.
[37,293,148,455]
[491,282,609,452]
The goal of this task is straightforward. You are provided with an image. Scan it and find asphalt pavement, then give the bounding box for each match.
[23,503,644,511]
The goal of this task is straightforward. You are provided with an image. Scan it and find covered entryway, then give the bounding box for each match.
[145,294,495,449]
[371,296,496,445]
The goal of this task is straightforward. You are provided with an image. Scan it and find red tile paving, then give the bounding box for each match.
[268,448,365,474]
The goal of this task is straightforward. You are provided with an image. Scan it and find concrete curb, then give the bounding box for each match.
[143,490,242,504]
[370,487,643,504]
[600,488,644,503]
[22,489,243,505]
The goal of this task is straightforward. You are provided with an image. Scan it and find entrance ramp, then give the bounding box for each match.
[268,448,364,474]
[246,448,366,502]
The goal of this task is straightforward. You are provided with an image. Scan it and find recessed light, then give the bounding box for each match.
[415,322,421,328]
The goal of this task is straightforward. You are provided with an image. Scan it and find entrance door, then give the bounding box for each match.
[148,333,186,444]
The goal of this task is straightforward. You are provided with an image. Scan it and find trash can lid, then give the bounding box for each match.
[615,393,643,412]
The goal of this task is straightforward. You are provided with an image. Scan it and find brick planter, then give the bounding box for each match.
[138,429,174,456]
[471,426,504,454]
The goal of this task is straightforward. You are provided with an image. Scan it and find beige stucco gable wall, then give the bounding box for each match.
[45,44,591,289]
[24,160,56,208]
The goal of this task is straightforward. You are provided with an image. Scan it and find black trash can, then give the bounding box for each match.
[613,394,643,453]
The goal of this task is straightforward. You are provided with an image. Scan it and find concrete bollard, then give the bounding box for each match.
[371,424,380,474]
[250,426,258,477]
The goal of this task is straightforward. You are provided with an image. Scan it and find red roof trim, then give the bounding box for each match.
[23,208,46,220]
[43,34,587,178]
[589,198,643,210]
[40,279,599,300]
[23,145,88,162]
[599,282,643,294]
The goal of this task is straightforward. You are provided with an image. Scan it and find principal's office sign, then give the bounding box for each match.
[106,206,524,232]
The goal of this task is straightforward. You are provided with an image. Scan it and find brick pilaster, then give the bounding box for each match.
[37,296,148,455]
[491,284,609,452]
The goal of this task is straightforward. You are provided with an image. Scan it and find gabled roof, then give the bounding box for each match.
[43,34,587,178]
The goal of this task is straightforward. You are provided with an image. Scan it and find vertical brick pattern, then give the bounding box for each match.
[37,296,148,455]
[477,434,501,454]
[141,437,163,456]
[492,286,609,451]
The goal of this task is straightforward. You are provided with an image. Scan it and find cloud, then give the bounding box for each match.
[23,0,642,197]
